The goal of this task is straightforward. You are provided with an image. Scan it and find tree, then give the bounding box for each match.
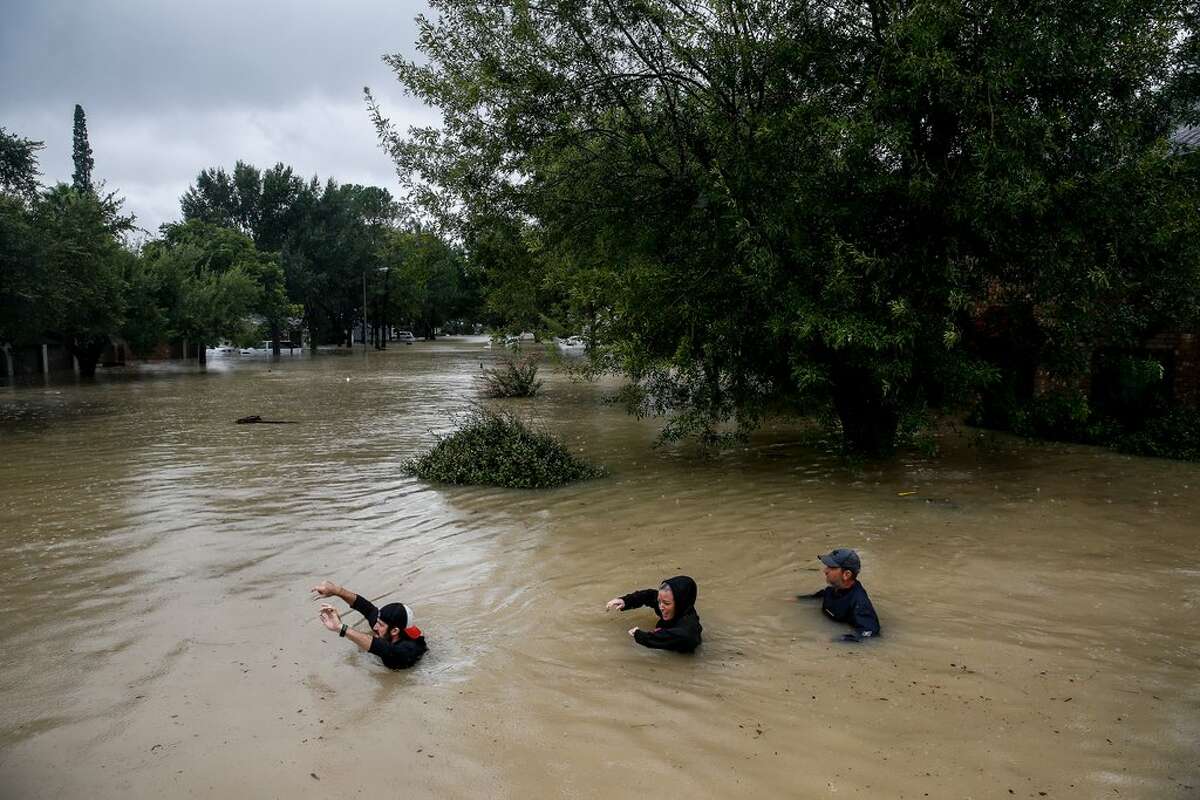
[71,104,94,194]
[0,128,45,354]
[381,227,478,339]
[284,180,396,347]
[4,121,139,377]
[0,127,44,201]
[31,185,131,376]
[374,0,1200,454]
[182,162,312,353]
[142,221,268,362]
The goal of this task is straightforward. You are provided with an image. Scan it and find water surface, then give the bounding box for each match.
[1,339,1197,798]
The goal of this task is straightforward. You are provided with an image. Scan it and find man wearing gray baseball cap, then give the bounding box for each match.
[798,548,881,642]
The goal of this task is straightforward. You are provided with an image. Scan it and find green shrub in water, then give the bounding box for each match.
[479,353,543,398]
[405,410,604,488]
[1114,408,1200,461]
[972,388,1200,462]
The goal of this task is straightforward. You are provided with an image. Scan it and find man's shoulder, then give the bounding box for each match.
[849,582,879,610]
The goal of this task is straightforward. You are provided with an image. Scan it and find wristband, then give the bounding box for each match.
[339,623,347,638]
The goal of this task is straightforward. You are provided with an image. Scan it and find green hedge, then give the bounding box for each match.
[972,389,1200,462]
[405,410,605,488]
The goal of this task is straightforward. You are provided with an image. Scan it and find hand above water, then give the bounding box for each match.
[605,598,625,612]
[628,627,639,637]
[319,604,342,632]
[312,580,340,599]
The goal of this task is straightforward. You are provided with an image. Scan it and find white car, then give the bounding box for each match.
[556,335,586,353]
[396,330,417,344]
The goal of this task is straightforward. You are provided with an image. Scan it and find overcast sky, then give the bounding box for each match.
[0,0,437,233]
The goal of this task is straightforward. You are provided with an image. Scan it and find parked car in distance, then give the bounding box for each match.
[396,330,417,344]
[556,335,586,354]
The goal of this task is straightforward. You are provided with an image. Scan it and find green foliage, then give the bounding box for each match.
[71,105,93,194]
[0,118,139,375]
[140,221,266,348]
[30,185,133,373]
[0,127,44,201]
[380,227,480,339]
[1009,390,1098,443]
[376,0,1200,455]
[404,409,604,488]
[479,352,542,398]
[0,194,40,346]
[1115,408,1200,461]
[975,384,1199,462]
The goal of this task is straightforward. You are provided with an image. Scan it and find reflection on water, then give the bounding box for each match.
[1,338,1197,798]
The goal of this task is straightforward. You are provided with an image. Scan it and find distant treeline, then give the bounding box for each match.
[0,106,483,377]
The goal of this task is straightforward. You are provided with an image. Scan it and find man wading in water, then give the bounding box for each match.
[313,580,427,669]
[606,575,703,653]
[799,549,882,642]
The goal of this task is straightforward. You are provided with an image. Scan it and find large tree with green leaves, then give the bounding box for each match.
[3,123,139,377]
[31,185,133,376]
[182,162,311,352]
[380,227,479,339]
[373,0,1200,453]
[0,128,45,358]
[139,221,271,362]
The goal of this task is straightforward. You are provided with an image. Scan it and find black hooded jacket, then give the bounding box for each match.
[351,595,428,669]
[620,575,703,653]
[804,582,881,640]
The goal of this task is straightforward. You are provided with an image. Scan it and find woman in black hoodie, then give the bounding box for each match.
[605,575,702,653]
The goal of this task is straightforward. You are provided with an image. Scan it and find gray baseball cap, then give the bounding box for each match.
[818,548,861,573]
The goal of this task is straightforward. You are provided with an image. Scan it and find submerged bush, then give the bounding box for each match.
[971,388,1200,462]
[405,410,604,488]
[1114,408,1200,461]
[479,353,543,398]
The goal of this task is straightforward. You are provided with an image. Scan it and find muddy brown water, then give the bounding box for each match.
[0,337,1197,799]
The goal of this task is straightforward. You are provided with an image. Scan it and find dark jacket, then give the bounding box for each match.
[806,582,881,640]
[621,575,703,653]
[352,595,428,669]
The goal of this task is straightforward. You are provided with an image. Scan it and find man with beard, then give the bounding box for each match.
[313,579,427,669]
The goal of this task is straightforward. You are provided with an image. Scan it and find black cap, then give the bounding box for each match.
[378,602,409,630]
[818,548,861,574]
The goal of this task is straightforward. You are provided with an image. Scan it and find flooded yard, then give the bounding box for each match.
[1,338,1197,798]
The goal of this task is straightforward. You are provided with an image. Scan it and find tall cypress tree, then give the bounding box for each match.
[71,104,93,193]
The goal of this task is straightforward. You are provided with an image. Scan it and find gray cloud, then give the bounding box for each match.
[1,0,438,232]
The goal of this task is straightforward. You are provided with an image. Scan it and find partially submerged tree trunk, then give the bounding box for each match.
[67,336,108,379]
[829,361,900,456]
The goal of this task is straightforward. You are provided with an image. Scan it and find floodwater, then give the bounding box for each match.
[0,338,1197,799]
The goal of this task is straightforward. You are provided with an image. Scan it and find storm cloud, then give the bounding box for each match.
[1,0,437,232]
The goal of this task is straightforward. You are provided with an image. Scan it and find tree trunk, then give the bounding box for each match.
[70,337,107,379]
[271,321,281,357]
[198,341,207,366]
[829,361,900,456]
